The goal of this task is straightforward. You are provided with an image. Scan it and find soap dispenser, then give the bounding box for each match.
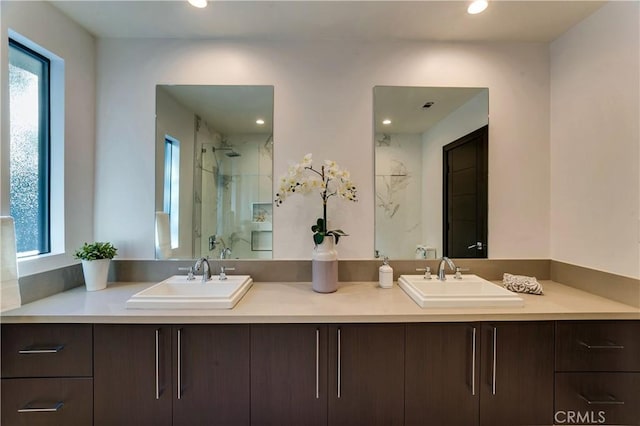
[379,257,393,289]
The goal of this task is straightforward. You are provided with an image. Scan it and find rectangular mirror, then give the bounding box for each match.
[374,86,488,260]
[155,85,274,260]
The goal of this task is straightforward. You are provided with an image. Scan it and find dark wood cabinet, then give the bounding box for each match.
[1,324,93,426]
[173,325,250,426]
[94,324,250,426]
[250,324,327,426]
[555,321,640,425]
[479,322,554,426]
[556,320,640,372]
[1,377,93,426]
[94,324,173,426]
[327,324,405,426]
[1,324,92,378]
[556,372,640,425]
[405,323,480,426]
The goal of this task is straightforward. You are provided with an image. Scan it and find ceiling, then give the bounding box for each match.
[159,85,273,134]
[49,0,605,42]
[374,86,486,134]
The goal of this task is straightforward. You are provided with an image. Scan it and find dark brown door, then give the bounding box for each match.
[405,323,480,426]
[173,325,250,426]
[480,322,554,426]
[250,324,327,426]
[94,324,172,426]
[328,324,404,426]
[443,125,488,258]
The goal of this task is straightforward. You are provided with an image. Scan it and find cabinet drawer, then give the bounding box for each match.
[1,324,92,378]
[555,372,639,426]
[556,321,640,372]
[1,377,93,426]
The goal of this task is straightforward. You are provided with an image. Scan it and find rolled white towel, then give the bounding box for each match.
[1,216,21,311]
[503,273,543,295]
[155,212,172,259]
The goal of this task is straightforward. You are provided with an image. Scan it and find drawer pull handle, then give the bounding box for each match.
[315,328,320,399]
[578,340,624,350]
[18,344,64,354]
[579,393,625,405]
[155,329,161,400]
[471,326,477,396]
[337,328,341,399]
[18,402,64,413]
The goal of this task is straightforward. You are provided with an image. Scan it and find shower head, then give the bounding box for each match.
[212,146,240,158]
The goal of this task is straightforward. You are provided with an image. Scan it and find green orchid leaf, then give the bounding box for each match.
[313,233,324,245]
[333,234,340,245]
[311,224,319,232]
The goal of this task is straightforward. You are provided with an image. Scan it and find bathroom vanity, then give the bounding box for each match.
[1,281,639,426]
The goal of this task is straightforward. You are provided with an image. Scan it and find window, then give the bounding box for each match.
[164,136,180,249]
[8,38,51,257]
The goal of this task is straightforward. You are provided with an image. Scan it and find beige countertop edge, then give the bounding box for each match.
[1,280,638,324]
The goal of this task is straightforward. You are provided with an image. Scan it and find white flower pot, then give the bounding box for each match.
[81,259,111,291]
[312,236,338,293]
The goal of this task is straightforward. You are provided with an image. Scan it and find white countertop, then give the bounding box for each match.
[2,280,638,324]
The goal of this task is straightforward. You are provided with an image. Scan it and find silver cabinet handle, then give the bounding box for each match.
[579,340,625,350]
[579,393,625,405]
[337,328,341,399]
[155,329,160,400]
[471,327,477,396]
[315,328,320,399]
[491,326,497,395]
[18,402,64,413]
[19,344,64,354]
[177,328,182,400]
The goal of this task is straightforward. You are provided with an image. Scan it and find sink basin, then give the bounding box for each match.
[126,275,253,309]
[398,274,524,308]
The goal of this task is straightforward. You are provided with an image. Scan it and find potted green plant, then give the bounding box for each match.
[74,242,117,291]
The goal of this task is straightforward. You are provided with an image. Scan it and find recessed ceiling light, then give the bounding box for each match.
[188,0,208,8]
[382,119,392,125]
[256,119,265,125]
[467,0,488,14]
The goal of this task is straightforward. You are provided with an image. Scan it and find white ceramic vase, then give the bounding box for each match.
[82,259,111,291]
[312,236,338,293]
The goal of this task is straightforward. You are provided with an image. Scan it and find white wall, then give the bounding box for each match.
[95,39,550,260]
[550,1,640,279]
[155,87,196,259]
[1,1,96,276]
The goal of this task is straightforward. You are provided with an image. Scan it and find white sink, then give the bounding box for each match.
[398,274,524,308]
[126,275,253,309]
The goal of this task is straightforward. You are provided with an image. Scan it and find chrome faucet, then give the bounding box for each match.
[194,257,211,283]
[437,257,457,281]
[220,247,232,260]
[219,265,235,281]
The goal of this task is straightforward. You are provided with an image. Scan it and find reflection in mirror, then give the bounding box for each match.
[155,85,273,260]
[374,86,488,260]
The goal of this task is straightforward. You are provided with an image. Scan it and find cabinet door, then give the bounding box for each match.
[251,324,327,426]
[405,323,480,426]
[328,324,404,426]
[94,325,172,426]
[173,325,250,426]
[480,322,554,426]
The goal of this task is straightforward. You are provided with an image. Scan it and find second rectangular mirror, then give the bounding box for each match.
[155,85,274,260]
[374,86,488,260]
